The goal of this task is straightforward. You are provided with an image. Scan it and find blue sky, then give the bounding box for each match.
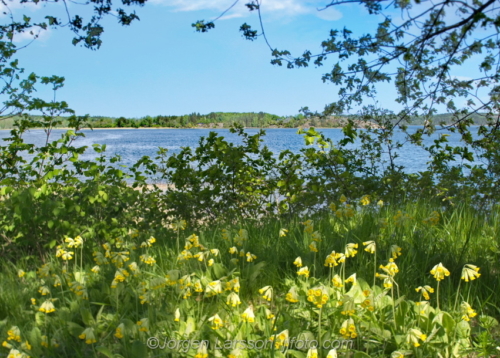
[3,0,488,118]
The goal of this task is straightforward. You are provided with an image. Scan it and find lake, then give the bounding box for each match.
[0,126,482,175]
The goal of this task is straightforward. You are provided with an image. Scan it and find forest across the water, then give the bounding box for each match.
[0,111,493,129]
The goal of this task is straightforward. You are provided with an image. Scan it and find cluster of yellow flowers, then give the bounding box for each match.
[307,287,329,308]
[415,285,434,300]
[339,318,357,339]
[259,286,273,301]
[208,314,224,330]
[406,328,427,347]
[241,306,255,322]
[286,287,300,303]
[430,263,450,281]
[269,330,289,349]
[422,211,440,225]
[324,251,345,267]
[393,210,413,226]
[78,328,97,345]
[461,302,478,321]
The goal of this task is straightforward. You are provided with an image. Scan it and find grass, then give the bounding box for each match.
[0,198,499,357]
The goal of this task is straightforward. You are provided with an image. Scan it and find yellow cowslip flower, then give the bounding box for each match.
[461,264,481,282]
[174,308,181,322]
[136,318,149,332]
[302,219,312,227]
[229,246,238,254]
[391,352,404,358]
[309,241,319,253]
[363,241,376,254]
[339,318,357,339]
[7,327,21,342]
[208,314,224,330]
[345,273,356,284]
[326,251,346,267]
[246,252,257,262]
[91,265,100,274]
[360,195,370,206]
[416,301,430,315]
[186,234,199,246]
[279,228,288,237]
[376,273,393,288]
[226,292,241,307]
[345,243,358,258]
[461,302,477,321]
[208,259,214,267]
[329,203,337,212]
[30,298,36,305]
[430,262,450,281]
[21,340,31,351]
[406,328,427,347]
[195,342,208,358]
[269,330,289,349]
[306,347,318,358]
[205,280,222,297]
[390,245,402,259]
[115,324,125,339]
[239,249,246,257]
[2,341,11,349]
[326,349,338,358]
[259,286,273,301]
[332,274,343,288]
[38,286,50,296]
[340,195,347,203]
[231,277,240,292]
[210,249,220,256]
[17,270,25,278]
[172,220,187,231]
[61,250,74,261]
[139,254,156,266]
[265,308,275,319]
[65,236,83,248]
[241,306,255,323]
[377,200,384,207]
[311,231,322,242]
[415,285,434,300]
[181,287,192,300]
[297,266,310,278]
[7,349,29,358]
[307,287,328,308]
[113,268,129,283]
[286,287,300,303]
[380,259,399,277]
[79,328,97,344]
[293,256,303,267]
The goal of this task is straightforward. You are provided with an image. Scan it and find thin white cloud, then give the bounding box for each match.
[152,0,342,21]
[12,28,51,43]
[0,0,40,17]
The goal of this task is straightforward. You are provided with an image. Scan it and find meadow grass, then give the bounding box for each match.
[0,198,499,357]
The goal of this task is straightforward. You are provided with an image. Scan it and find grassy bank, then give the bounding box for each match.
[1,197,499,357]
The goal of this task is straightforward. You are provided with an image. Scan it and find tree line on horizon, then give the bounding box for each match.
[0,111,492,130]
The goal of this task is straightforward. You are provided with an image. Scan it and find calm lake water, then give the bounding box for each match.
[0,126,482,175]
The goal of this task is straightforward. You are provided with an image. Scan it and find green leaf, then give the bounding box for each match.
[95,346,115,358]
[286,350,306,358]
[129,341,147,356]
